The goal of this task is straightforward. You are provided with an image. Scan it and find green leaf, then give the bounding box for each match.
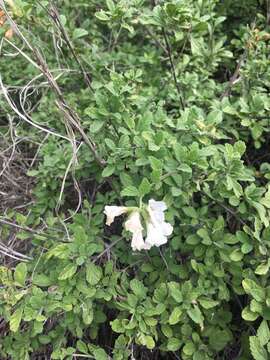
[242,279,265,302]
[190,37,202,56]
[169,307,182,325]
[257,320,270,346]
[138,178,151,197]
[187,305,204,326]
[32,274,51,287]
[121,186,139,197]
[95,10,110,21]
[93,348,108,360]
[14,263,27,287]
[144,335,155,350]
[90,120,104,133]
[86,263,102,286]
[183,342,196,356]
[106,0,115,11]
[76,340,88,354]
[130,279,147,298]
[230,249,244,262]
[102,165,115,178]
[182,206,197,218]
[73,28,88,39]
[226,176,243,197]
[242,306,259,321]
[110,319,124,333]
[58,264,77,280]
[250,336,268,360]
[255,263,269,276]
[10,307,23,332]
[167,338,181,351]
[198,298,219,309]
[168,282,183,303]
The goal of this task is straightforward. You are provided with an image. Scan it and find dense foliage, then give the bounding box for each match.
[1,0,270,359]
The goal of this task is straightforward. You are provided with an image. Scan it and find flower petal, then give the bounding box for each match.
[145,222,168,248]
[146,199,173,248]
[104,206,128,226]
[124,211,143,233]
[125,211,148,251]
[131,231,147,251]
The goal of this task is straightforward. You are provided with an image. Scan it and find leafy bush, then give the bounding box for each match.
[1,0,270,359]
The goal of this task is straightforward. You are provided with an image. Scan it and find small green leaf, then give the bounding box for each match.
[167,337,181,351]
[14,263,27,287]
[257,320,270,346]
[169,307,182,325]
[138,178,151,197]
[121,186,139,197]
[73,28,88,39]
[106,0,115,11]
[250,336,268,360]
[86,263,102,286]
[230,249,244,262]
[90,120,104,133]
[255,263,269,276]
[242,279,265,302]
[130,279,147,298]
[10,307,23,332]
[187,305,204,326]
[58,264,77,280]
[242,306,259,321]
[102,165,115,178]
[198,298,219,309]
[95,10,110,21]
[182,207,197,218]
[32,274,51,287]
[183,342,196,356]
[93,348,108,360]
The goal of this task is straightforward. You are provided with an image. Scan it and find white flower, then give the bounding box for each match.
[145,199,173,248]
[104,199,173,251]
[104,206,128,226]
[124,211,148,251]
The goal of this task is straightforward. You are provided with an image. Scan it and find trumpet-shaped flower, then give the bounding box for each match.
[104,199,173,251]
[124,211,149,251]
[145,199,173,248]
[104,206,128,226]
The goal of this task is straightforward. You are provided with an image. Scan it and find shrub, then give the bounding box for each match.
[1,0,270,359]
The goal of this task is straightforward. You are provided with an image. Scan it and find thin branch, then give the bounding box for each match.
[161,28,185,110]
[46,2,93,92]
